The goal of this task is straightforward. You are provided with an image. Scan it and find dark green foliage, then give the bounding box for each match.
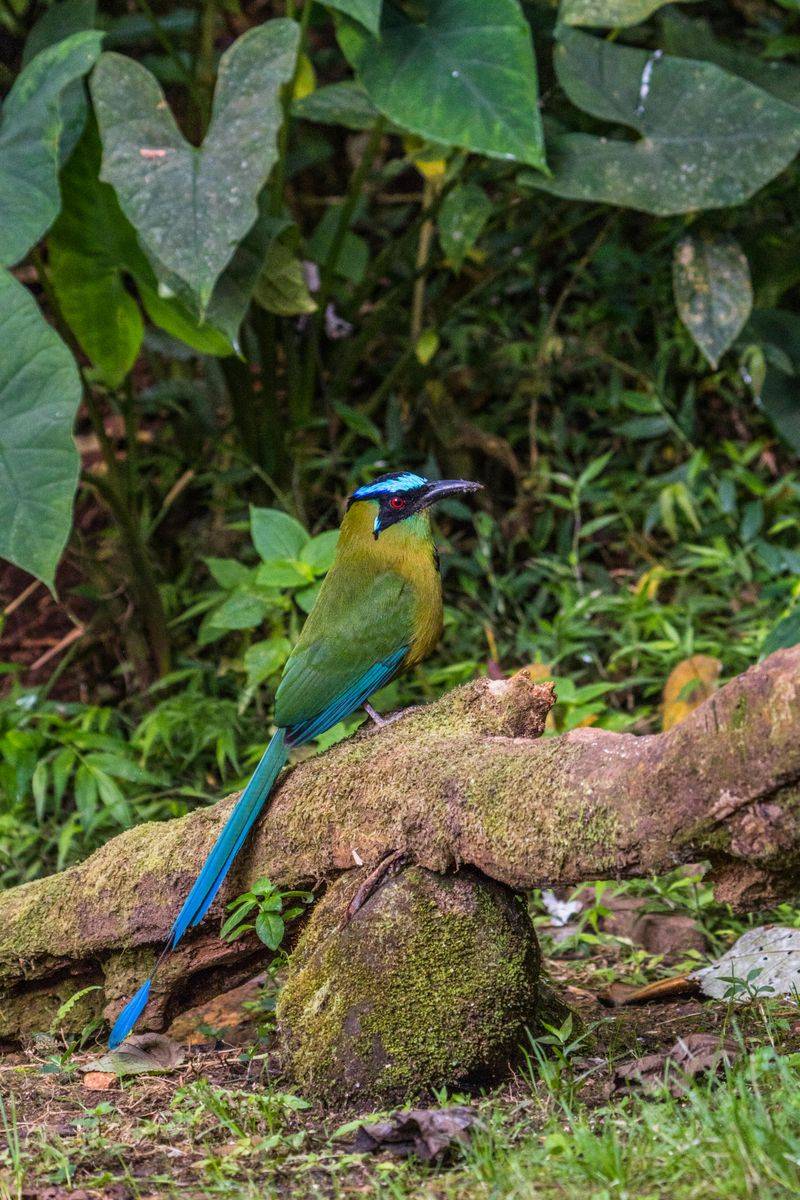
[0,0,798,884]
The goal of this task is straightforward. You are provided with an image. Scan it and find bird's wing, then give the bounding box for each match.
[274,565,415,740]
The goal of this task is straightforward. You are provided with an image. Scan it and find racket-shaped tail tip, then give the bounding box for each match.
[108,978,152,1048]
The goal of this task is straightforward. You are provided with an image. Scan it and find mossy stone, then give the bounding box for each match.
[276,866,541,1106]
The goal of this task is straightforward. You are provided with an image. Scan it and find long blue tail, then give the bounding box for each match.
[108,729,288,1047]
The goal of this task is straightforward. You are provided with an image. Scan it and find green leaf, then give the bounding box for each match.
[673,234,752,368]
[150,205,291,352]
[332,400,382,443]
[745,309,800,453]
[300,530,339,573]
[250,506,309,560]
[0,270,82,590]
[204,557,253,589]
[438,183,492,270]
[255,909,285,950]
[22,0,97,161]
[296,581,322,613]
[522,30,800,215]
[255,559,315,588]
[91,20,299,313]
[23,0,97,61]
[48,121,146,386]
[293,80,383,130]
[136,283,234,357]
[762,608,800,657]
[0,31,104,265]
[560,0,694,28]
[307,206,369,284]
[338,0,546,169]
[253,240,317,315]
[208,592,271,631]
[49,119,250,375]
[320,0,382,36]
[660,9,800,110]
[244,637,292,688]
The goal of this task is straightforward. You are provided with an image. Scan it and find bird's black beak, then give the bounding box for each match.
[418,479,483,509]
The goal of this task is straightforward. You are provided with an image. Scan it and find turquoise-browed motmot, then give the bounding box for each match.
[109,471,481,1046]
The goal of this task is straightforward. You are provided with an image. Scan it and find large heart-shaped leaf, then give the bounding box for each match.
[91,19,299,314]
[49,122,148,386]
[522,29,800,215]
[0,30,103,265]
[672,234,752,368]
[22,0,98,161]
[560,0,694,28]
[661,9,800,110]
[0,270,82,589]
[50,126,287,366]
[338,0,546,169]
[320,0,382,35]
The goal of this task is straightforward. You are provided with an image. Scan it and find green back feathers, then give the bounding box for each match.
[274,500,443,730]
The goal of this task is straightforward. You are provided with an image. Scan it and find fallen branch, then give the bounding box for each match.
[1,647,798,1040]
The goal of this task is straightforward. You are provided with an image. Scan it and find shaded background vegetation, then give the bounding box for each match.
[0,0,799,890]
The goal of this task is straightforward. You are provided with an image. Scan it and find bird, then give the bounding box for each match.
[109,470,482,1046]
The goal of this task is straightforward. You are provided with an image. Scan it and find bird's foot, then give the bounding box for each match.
[363,702,414,730]
[363,701,387,727]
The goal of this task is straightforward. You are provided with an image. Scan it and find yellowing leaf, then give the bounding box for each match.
[292,52,316,101]
[415,329,440,364]
[402,135,447,179]
[634,565,667,600]
[662,655,722,730]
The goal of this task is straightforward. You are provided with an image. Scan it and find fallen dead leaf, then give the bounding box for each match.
[615,1033,738,1095]
[82,1071,116,1090]
[353,1106,477,1162]
[661,654,722,730]
[598,976,701,1007]
[82,1032,185,1077]
[692,924,800,1001]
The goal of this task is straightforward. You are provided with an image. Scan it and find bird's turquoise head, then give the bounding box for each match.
[348,471,482,538]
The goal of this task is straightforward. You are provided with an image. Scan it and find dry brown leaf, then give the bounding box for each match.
[615,1033,738,1095]
[661,654,722,730]
[83,1071,116,1090]
[353,1107,477,1162]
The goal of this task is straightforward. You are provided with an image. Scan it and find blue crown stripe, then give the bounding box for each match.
[352,472,427,499]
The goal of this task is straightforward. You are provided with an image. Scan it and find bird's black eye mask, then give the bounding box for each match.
[372,487,430,535]
[347,473,482,537]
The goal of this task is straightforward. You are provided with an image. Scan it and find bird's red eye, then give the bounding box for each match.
[389,496,406,510]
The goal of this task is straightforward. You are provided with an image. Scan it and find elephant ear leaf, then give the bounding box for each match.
[91,19,299,316]
[522,29,800,215]
[0,271,83,591]
[0,30,104,266]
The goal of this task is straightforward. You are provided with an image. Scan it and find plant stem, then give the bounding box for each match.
[195,0,218,132]
[133,0,201,107]
[299,116,386,411]
[410,176,438,343]
[270,0,314,216]
[83,459,171,679]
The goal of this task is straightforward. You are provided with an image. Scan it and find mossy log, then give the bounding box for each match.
[277,866,542,1106]
[0,646,799,1042]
